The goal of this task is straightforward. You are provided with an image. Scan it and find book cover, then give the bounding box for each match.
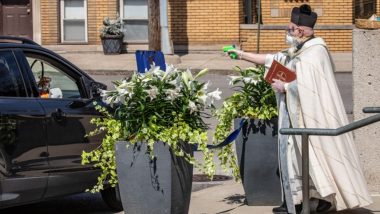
[265,60,296,84]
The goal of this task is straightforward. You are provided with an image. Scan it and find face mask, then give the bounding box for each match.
[285,33,299,47]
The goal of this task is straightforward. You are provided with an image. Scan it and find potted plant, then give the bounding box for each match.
[100,16,124,55]
[212,66,280,205]
[82,66,220,213]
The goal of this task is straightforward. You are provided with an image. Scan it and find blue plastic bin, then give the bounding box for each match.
[135,50,166,73]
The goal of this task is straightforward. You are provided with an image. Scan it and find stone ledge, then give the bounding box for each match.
[240,24,355,30]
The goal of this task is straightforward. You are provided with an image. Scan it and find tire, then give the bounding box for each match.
[100,185,123,212]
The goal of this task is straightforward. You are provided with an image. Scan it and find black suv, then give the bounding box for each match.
[0,36,121,211]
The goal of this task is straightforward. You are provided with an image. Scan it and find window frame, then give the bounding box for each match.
[119,0,149,43]
[22,50,87,100]
[60,0,88,43]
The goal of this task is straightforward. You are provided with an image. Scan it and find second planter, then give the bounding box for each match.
[235,118,282,206]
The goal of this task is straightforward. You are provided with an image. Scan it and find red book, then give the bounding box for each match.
[265,60,296,84]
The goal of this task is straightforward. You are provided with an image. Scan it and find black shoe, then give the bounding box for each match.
[295,203,302,213]
[272,201,287,214]
[272,202,303,214]
[316,199,332,213]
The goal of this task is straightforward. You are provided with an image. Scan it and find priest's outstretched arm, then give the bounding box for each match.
[227,49,267,65]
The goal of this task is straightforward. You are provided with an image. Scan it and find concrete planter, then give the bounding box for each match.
[234,118,281,206]
[100,34,124,55]
[115,141,193,214]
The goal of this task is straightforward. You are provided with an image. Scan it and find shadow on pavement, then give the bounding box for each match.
[0,192,118,214]
[333,208,379,214]
[221,194,245,205]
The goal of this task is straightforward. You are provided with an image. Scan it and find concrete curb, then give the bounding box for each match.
[85,69,239,76]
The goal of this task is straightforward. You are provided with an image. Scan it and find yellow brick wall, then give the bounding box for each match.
[41,0,117,45]
[261,0,353,25]
[40,0,353,52]
[41,0,59,45]
[168,0,241,45]
[87,0,118,45]
[240,0,353,52]
[240,29,352,52]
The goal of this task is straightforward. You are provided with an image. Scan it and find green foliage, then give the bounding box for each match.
[82,105,121,193]
[100,16,123,37]
[212,66,278,180]
[82,66,220,192]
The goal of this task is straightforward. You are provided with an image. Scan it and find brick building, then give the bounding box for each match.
[1,0,379,53]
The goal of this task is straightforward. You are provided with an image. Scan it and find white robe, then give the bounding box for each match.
[265,37,373,212]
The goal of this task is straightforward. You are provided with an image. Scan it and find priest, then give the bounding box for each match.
[228,4,373,214]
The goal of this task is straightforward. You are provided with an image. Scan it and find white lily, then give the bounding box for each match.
[165,64,175,73]
[243,77,258,85]
[186,68,194,81]
[150,66,165,78]
[141,74,153,83]
[202,81,210,91]
[100,89,111,98]
[115,80,128,90]
[182,71,190,89]
[198,94,208,104]
[188,101,197,114]
[164,64,179,79]
[229,75,242,85]
[165,89,181,100]
[117,94,127,104]
[194,68,209,79]
[116,87,128,95]
[146,86,159,100]
[103,96,116,107]
[207,88,222,104]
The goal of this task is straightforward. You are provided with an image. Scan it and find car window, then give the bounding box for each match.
[26,56,82,99]
[0,51,27,97]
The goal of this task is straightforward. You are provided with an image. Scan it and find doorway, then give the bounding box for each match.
[0,0,33,39]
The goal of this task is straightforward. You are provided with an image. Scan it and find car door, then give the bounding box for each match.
[0,50,48,207]
[22,51,103,198]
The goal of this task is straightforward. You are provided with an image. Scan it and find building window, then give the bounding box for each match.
[355,0,376,19]
[244,0,255,24]
[120,0,149,42]
[60,0,88,43]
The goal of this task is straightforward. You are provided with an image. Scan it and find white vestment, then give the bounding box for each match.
[265,37,372,213]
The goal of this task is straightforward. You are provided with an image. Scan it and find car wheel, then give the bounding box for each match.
[100,185,123,212]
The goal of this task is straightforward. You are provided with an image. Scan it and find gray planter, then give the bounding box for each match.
[100,34,124,55]
[115,141,193,214]
[235,118,281,206]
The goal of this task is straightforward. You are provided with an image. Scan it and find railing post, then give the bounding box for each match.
[302,134,310,214]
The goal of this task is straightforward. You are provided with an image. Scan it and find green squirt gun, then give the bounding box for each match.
[223,45,238,59]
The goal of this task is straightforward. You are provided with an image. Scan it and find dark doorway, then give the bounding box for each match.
[0,0,33,39]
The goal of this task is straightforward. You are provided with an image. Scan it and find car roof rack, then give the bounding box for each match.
[0,36,39,46]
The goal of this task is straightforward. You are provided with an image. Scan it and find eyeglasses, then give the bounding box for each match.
[286,26,300,33]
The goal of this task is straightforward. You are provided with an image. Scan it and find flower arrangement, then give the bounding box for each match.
[212,66,278,179]
[100,16,123,37]
[82,66,221,192]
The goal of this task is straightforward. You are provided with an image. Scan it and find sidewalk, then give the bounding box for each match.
[189,180,380,214]
[45,46,352,74]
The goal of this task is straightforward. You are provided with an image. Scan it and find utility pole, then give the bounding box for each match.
[148,0,161,51]
[256,0,261,53]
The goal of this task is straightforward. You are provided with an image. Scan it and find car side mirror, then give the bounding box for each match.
[90,81,107,98]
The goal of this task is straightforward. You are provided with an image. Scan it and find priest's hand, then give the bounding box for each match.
[271,79,285,93]
[227,49,244,60]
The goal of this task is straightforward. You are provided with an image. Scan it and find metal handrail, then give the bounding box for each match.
[279,107,380,214]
